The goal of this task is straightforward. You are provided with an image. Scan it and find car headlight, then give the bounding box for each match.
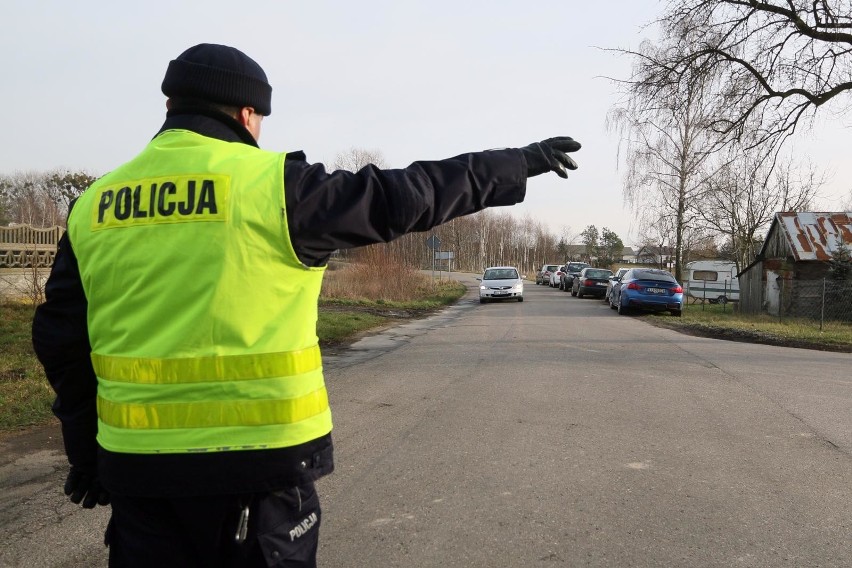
[480,285,487,290]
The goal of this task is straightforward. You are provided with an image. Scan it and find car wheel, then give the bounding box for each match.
[717,295,727,305]
[518,296,524,302]
[617,297,630,315]
[670,309,682,317]
[609,296,617,310]
[571,287,577,297]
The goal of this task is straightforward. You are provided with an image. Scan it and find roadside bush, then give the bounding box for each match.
[322,246,430,302]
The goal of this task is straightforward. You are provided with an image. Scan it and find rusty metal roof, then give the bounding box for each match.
[775,212,852,261]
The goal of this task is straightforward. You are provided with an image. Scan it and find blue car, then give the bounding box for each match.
[609,268,684,317]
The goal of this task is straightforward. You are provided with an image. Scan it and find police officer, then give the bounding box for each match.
[32,43,581,567]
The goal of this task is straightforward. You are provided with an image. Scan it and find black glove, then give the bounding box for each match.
[521,137,581,178]
[64,466,110,509]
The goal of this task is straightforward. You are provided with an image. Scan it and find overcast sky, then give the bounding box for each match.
[3,0,850,245]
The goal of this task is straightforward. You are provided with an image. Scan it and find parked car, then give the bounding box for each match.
[559,262,590,291]
[536,264,560,286]
[549,265,566,287]
[603,267,629,302]
[571,267,613,298]
[609,268,684,316]
[478,266,524,303]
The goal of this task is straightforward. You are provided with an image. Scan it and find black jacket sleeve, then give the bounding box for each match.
[31,226,99,471]
[284,148,528,266]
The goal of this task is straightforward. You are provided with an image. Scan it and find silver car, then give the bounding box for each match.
[603,267,629,302]
[478,266,524,303]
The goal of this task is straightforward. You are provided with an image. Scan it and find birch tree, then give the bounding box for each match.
[701,150,824,270]
[654,0,852,154]
[610,40,723,281]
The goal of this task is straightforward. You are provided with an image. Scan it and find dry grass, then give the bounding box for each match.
[652,303,852,351]
[0,301,54,430]
[322,247,431,302]
[0,251,468,432]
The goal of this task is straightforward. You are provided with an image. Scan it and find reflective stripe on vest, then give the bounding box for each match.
[97,387,329,430]
[94,346,327,430]
[91,345,322,385]
[68,130,331,454]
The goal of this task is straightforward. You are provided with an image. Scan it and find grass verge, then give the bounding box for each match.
[646,303,852,352]
[318,276,467,347]
[0,273,467,432]
[0,302,55,430]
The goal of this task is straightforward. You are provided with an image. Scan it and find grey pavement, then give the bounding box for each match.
[2,274,850,567]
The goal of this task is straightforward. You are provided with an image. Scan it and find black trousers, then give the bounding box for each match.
[106,482,320,568]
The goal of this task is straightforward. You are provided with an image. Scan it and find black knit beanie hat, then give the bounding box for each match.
[161,43,272,116]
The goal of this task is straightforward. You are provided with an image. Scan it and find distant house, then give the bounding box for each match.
[632,245,673,267]
[563,244,587,261]
[620,247,636,263]
[738,212,852,316]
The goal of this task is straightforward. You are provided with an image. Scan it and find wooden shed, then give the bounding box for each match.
[738,212,852,317]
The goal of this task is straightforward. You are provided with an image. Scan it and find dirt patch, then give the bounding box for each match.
[0,422,63,462]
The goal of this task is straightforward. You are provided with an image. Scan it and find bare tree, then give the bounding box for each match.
[1,171,62,227]
[636,211,676,269]
[609,40,725,281]
[0,169,96,227]
[46,170,98,217]
[701,149,824,270]
[842,189,852,210]
[653,0,852,153]
[332,147,388,172]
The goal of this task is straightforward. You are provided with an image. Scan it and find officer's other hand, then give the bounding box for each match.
[521,137,581,179]
[64,466,110,509]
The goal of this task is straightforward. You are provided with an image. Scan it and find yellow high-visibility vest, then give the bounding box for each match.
[67,129,331,454]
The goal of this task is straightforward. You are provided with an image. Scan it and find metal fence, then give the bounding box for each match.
[683,279,738,307]
[685,276,852,326]
[777,278,852,325]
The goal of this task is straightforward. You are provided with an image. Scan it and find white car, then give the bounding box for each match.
[478,266,524,303]
[549,266,565,287]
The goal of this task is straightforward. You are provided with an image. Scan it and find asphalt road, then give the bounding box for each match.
[2,275,850,567]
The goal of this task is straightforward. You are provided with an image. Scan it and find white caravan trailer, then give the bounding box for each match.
[685,260,740,304]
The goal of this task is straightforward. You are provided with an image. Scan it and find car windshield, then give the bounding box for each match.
[633,270,676,282]
[586,269,612,279]
[568,263,589,271]
[484,269,518,280]
[545,265,558,271]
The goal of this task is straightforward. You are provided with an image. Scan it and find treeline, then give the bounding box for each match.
[0,170,96,227]
[344,211,572,276]
[0,169,588,275]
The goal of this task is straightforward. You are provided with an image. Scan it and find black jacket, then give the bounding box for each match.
[31,109,529,497]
